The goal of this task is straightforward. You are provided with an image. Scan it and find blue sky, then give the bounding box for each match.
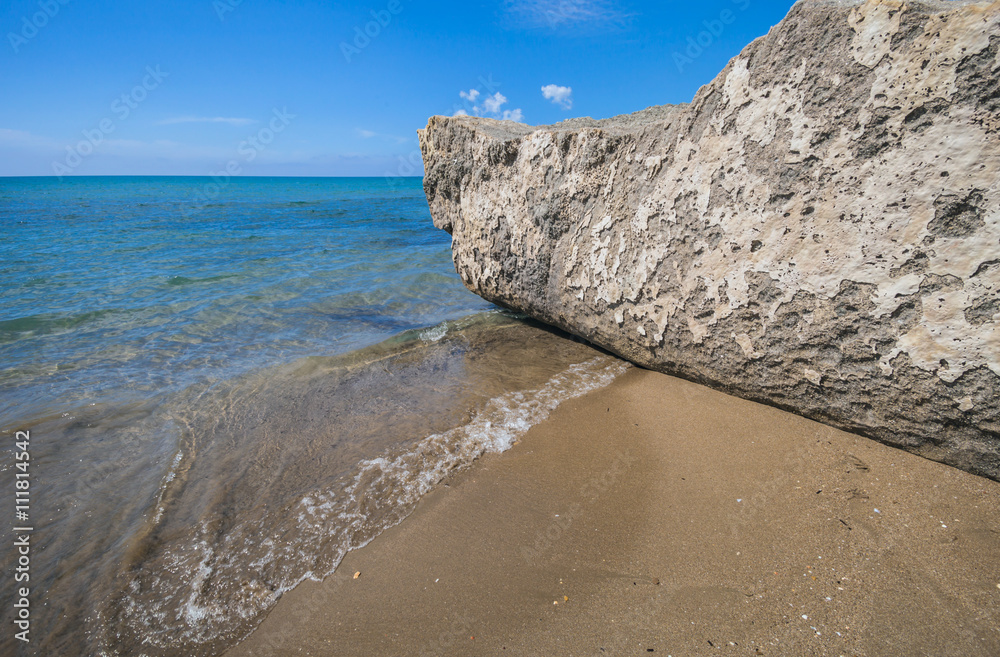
[0,0,795,177]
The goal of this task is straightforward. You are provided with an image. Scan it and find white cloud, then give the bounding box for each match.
[482,92,508,115]
[0,128,54,148]
[453,90,524,123]
[541,84,573,109]
[0,125,288,175]
[505,0,626,28]
[0,127,423,176]
[157,116,257,126]
[355,128,412,144]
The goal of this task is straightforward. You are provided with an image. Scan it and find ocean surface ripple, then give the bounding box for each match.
[0,177,625,656]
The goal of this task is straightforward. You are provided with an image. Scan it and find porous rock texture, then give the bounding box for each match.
[419,0,1000,479]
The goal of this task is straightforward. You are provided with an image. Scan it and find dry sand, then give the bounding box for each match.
[227,367,1000,656]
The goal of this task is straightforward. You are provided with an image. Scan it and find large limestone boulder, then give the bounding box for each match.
[419,0,1000,479]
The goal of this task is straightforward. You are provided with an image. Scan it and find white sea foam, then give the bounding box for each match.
[418,322,449,342]
[112,355,629,653]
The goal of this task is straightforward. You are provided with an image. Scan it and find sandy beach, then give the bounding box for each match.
[228,366,1000,656]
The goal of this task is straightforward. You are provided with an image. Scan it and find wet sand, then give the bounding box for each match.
[228,366,1000,657]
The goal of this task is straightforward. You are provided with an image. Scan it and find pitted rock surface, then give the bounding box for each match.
[419,0,1000,479]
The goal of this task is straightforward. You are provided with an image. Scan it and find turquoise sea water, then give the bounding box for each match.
[0,176,625,656]
[0,176,490,426]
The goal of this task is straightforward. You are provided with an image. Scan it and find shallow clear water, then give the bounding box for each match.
[0,177,625,656]
[0,176,490,426]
